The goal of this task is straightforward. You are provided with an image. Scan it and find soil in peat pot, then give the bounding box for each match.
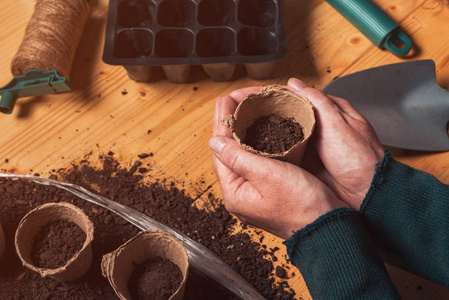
[243,114,304,154]
[0,153,297,300]
[31,220,86,269]
[128,256,183,300]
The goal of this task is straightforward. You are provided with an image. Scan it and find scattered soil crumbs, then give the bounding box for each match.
[275,266,287,279]
[244,114,304,154]
[31,220,86,269]
[128,257,182,300]
[0,154,296,299]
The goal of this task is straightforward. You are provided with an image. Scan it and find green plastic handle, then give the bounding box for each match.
[0,69,71,114]
[384,30,412,56]
[326,0,412,56]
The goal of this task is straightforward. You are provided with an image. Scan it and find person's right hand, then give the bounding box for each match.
[288,78,385,209]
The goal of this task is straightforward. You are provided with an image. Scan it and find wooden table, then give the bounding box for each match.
[1,0,449,299]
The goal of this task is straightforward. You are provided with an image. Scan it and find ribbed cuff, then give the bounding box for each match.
[360,149,449,286]
[360,148,393,213]
[284,208,400,299]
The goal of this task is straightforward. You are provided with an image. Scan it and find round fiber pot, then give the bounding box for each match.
[15,202,94,281]
[101,230,189,300]
[222,85,315,166]
[0,221,5,259]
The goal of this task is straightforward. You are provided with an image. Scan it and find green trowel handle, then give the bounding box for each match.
[326,0,412,56]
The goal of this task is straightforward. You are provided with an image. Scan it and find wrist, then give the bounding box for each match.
[283,201,348,239]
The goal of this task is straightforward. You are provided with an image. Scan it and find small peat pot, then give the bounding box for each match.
[223,85,316,165]
[15,202,94,281]
[101,230,189,300]
[0,220,5,259]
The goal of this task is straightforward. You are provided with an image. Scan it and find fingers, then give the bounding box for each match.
[209,135,272,182]
[288,77,366,122]
[214,87,267,137]
[210,139,251,208]
[287,78,308,91]
[213,96,238,137]
[328,95,369,123]
[214,86,274,137]
[213,96,223,136]
[212,154,244,191]
[229,86,264,102]
[289,80,341,118]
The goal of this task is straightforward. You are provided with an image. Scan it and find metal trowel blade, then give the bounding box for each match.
[322,60,449,151]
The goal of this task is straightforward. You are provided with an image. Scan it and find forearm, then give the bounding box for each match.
[361,150,449,287]
[285,208,400,299]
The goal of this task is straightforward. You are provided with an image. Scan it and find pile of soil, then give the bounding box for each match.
[31,220,86,269]
[244,114,304,154]
[128,257,182,300]
[0,153,297,299]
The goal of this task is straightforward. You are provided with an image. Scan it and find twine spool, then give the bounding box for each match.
[11,0,90,78]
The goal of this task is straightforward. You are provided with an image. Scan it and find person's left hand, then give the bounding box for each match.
[209,88,347,239]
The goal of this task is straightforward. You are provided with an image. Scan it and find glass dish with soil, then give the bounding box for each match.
[0,153,298,299]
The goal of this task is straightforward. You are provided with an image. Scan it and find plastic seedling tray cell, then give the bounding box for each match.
[196,28,235,57]
[238,0,277,28]
[113,29,153,58]
[103,0,287,82]
[157,0,196,27]
[155,29,195,58]
[117,0,156,27]
[198,0,235,26]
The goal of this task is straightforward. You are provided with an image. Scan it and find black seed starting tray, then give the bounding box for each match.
[102,0,287,82]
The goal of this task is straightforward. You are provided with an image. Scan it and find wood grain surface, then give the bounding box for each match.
[1,0,449,299]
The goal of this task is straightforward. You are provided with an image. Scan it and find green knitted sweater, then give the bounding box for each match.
[285,150,449,299]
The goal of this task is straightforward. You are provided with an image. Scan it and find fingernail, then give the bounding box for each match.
[288,78,306,91]
[209,136,229,155]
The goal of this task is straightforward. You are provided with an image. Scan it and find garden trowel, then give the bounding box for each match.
[322,60,449,151]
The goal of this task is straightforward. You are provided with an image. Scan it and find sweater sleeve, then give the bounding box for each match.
[284,208,400,300]
[360,149,449,288]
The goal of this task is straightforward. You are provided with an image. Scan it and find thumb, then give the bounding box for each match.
[208,135,272,182]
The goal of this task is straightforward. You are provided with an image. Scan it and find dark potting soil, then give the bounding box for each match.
[31,220,86,269]
[244,114,304,154]
[128,257,183,300]
[0,153,297,300]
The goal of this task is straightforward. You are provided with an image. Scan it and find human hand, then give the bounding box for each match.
[209,87,347,239]
[287,78,384,209]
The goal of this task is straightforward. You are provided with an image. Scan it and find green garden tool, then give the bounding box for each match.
[326,0,412,56]
[0,70,71,114]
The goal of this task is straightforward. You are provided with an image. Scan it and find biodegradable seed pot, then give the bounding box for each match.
[15,202,94,282]
[222,85,316,165]
[101,230,189,300]
[0,220,5,259]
